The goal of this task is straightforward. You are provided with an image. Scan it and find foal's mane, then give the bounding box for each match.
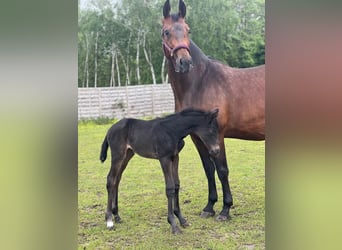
[179,108,207,116]
[159,108,207,123]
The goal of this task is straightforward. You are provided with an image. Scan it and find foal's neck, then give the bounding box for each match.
[163,113,201,138]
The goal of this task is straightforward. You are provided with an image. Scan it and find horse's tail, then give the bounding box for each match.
[100,135,109,163]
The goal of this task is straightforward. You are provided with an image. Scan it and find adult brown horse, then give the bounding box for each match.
[161,0,265,221]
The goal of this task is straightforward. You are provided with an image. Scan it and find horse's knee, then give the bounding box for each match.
[165,187,175,198]
[106,176,112,189]
[106,181,111,191]
[216,165,228,178]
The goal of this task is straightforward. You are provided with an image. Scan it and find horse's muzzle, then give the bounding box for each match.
[175,57,193,73]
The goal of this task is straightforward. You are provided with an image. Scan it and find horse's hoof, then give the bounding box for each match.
[215,214,231,222]
[200,210,215,218]
[181,221,190,228]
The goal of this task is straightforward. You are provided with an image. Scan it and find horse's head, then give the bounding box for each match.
[162,0,193,73]
[196,109,221,157]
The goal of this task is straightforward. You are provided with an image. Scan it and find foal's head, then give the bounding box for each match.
[162,0,192,73]
[195,109,220,157]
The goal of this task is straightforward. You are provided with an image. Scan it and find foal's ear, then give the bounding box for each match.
[209,108,219,119]
[178,0,186,18]
[163,0,171,18]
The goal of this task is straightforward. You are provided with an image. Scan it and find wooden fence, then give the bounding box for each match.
[78,84,175,120]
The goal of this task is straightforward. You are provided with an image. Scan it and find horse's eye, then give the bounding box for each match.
[188,30,191,34]
[163,30,170,37]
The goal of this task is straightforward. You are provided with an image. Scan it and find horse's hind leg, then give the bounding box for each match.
[111,149,134,223]
[172,154,189,228]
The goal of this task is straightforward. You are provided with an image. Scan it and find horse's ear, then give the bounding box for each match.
[178,0,186,18]
[163,0,171,18]
[210,108,219,119]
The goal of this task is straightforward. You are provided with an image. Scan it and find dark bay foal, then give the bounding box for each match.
[100,108,220,234]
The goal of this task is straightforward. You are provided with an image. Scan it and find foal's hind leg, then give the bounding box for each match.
[172,154,189,228]
[105,150,127,229]
[160,157,181,234]
[111,149,134,223]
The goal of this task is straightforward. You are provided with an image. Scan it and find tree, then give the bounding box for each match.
[78,0,265,87]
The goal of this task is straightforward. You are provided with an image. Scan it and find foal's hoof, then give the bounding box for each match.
[106,221,115,230]
[172,226,182,235]
[114,215,122,223]
[215,214,231,222]
[200,210,215,218]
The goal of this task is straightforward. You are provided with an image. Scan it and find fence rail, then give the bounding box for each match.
[78,84,175,120]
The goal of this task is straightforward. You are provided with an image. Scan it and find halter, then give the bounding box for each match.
[162,41,190,59]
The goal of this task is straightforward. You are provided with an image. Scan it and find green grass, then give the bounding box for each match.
[78,120,265,249]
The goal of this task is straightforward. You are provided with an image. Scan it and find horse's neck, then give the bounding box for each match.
[189,40,208,65]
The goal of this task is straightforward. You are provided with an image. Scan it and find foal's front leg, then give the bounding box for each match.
[160,156,181,234]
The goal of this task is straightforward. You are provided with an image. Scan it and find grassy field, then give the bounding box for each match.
[78,119,265,249]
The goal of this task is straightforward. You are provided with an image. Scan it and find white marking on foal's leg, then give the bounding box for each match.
[106,220,114,229]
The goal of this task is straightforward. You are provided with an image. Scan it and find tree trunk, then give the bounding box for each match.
[109,44,116,87]
[125,32,132,86]
[136,31,141,85]
[119,51,129,86]
[83,33,89,88]
[142,31,156,85]
[161,56,168,84]
[94,31,99,87]
[115,51,121,87]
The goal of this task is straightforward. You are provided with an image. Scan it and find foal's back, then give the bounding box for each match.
[106,118,160,159]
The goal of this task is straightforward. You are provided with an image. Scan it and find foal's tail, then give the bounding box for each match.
[100,136,109,163]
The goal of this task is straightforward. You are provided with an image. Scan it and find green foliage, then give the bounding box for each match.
[78,0,265,87]
[78,121,265,249]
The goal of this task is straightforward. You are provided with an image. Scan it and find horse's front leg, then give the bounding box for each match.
[213,139,233,221]
[191,135,218,218]
[160,156,181,234]
[172,154,189,228]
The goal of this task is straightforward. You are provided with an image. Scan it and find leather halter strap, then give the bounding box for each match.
[162,41,190,58]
